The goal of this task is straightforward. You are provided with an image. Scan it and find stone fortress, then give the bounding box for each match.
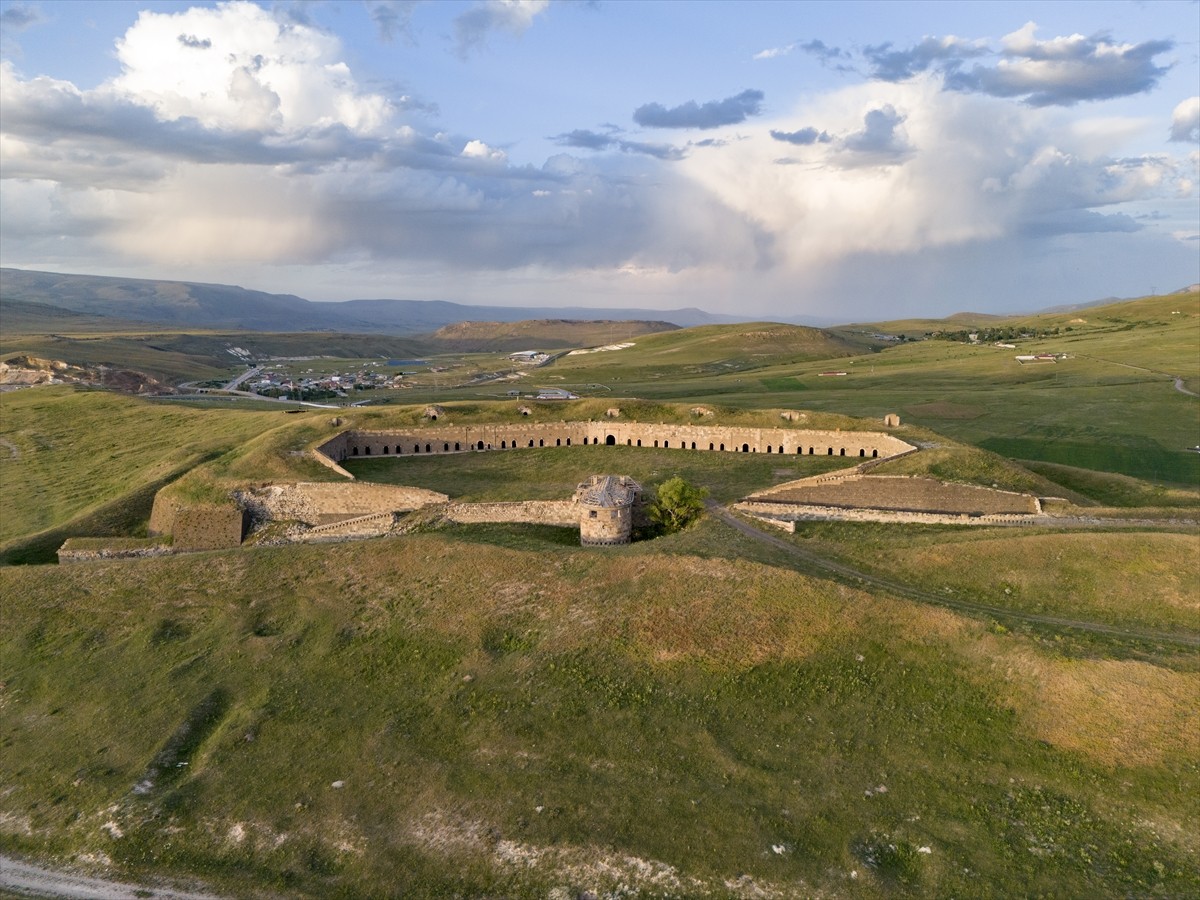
[79,410,1051,562]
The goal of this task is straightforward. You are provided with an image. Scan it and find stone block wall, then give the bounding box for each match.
[173,505,245,551]
[443,500,578,527]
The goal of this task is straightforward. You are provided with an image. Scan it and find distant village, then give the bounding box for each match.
[247,361,408,400]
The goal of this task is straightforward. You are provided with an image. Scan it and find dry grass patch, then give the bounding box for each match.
[989,649,1200,767]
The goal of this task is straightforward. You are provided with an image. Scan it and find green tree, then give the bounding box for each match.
[648,476,708,534]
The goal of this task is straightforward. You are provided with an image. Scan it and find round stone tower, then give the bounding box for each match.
[574,474,641,546]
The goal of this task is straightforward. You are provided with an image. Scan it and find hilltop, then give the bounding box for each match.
[0,268,733,335]
[428,319,679,352]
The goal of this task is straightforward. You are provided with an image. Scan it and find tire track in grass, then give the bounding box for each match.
[705,502,1200,648]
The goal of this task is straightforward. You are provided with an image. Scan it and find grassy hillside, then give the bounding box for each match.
[0,388,283,561]
[2,529,1196,898]
[427,319,678,351]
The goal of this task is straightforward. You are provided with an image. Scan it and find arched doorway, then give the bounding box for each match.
[606,435,616,445]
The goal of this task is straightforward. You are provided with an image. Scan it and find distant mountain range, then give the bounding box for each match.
[0,268,741,335]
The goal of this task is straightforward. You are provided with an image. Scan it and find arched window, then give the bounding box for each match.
[455,442,461,451]
[872,449,878,458]
[840,448,846,456]
[627,439,632,446]
[539,439,544,447]
[720,443,725,451]
[414,444,420,453]
[566,438,571,446]
[654,440,659,448]
[365,446,371,455]
[828,447,833,455]
[637,439,642,447]
[859,448,865,457]
[556,438,561,446]
[767,445,772,453]
[691,441,696,450]
[742,443,749,453]
[352,446,359,455]
[426,444,432,453]
[444,443,450,452]
[709,442,714,450]
[501,441,507,449]
[477,441,485,450]
[383,446,389,454]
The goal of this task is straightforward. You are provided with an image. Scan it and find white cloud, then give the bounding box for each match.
[679,76,1189,272]
[461,139,507,163]
[1169,96,1199,143]
[454,0,550,57]
[110,1,391,134]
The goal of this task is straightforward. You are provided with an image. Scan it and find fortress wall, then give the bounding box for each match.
[247,482,448,525]
[148,493,182,536]
[443,500,579,527]
[330,423,913,462]
[734,501,1040,527]
[312,432,355,479]
[747,475,1039,515]
[173,505,245,551]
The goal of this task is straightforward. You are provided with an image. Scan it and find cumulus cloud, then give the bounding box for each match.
[769,126,831,146]
[678,76,1192,277]
[107,2,391,134]
[864,36,987,81]
[633,89,764,130]
[453,0,549,58]
[1170,96,1199,143]
[947,22,1173,106]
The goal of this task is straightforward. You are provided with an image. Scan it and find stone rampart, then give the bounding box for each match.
[148,493,188,536]
[443,500,578,527]
[244,482,448,526]
[321,422,913,464]
[173,505,245,551]
[734,501,1042,527]
[748,475,1040,516]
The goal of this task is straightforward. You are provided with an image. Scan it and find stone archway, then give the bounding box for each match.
[606,435,616,445]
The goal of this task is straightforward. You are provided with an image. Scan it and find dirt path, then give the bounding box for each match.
[705,502,1200,648]
[0,854,223,899]
[1172,376,1198,397]
[0,437,19,460]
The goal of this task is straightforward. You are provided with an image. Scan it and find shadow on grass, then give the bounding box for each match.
[0,458,214,566]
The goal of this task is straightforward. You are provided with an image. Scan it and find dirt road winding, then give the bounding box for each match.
[706,502,1200,648]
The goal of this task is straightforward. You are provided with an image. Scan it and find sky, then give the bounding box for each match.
[1,0,1197,321]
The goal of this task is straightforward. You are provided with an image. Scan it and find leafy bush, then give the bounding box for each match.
[648,476,708,533]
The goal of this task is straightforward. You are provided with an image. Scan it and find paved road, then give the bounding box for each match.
[0,855,222,900]
[706,502,1200,648]
[222,365,263,391]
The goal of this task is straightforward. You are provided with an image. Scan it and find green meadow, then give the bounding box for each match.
[1,292,1197,896]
